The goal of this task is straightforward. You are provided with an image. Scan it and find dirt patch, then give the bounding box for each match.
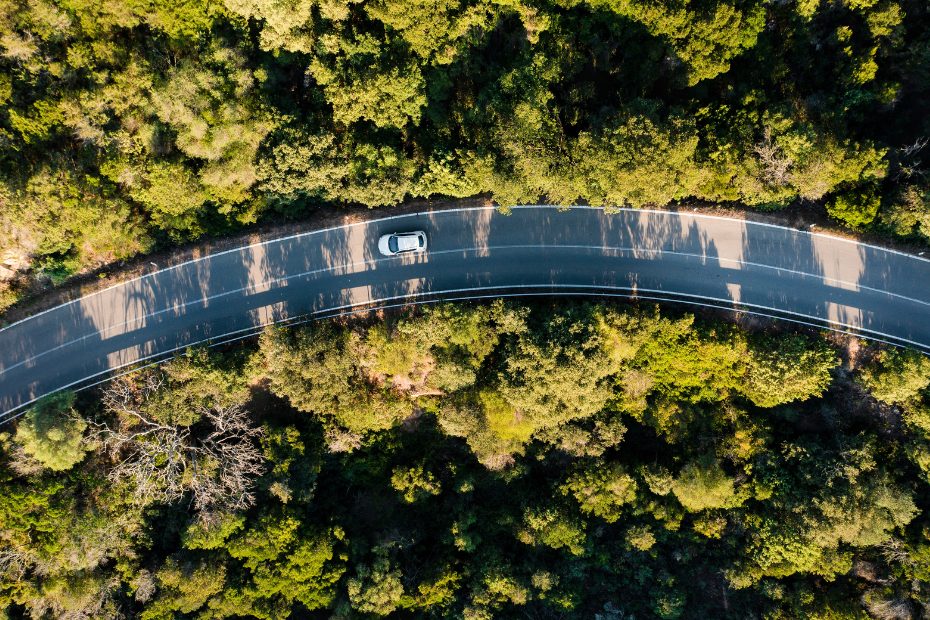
[0,250,30,282]
[844,337,862,371]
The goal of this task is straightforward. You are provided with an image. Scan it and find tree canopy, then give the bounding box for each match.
[1,300,929,618]
[2,0,930,310]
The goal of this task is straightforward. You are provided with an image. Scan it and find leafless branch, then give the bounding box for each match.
[93,373,265,519]
[754,127,793,187]
[0,546,29,581]
[879,538,912,567]
[6,443,44,477]
[901,137,929,158]
[187,404,265,514]
[896,137,929,180]
[325,426,363,453]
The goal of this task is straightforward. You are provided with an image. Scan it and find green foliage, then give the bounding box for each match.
[149,46,276,207]
[407,568,461,610]
[5,301,930,617]
[671,456,741,512]
[311,54,427,129]
[225,514,346,612]
[347,553,405,615]
[260,425,320,504]
[182,512,246,550]
[222,0,321,53]
[572,110,705,207]
[0,285,20,313]
[570,0,765,85]
[140,557,226,619]
[1,0,922,294]
[118,347,251,426]
[626,525,656,551]
[742,334,838,408]
[880,185,930,242]
[391,463,442,502]
[14,392,87,471]
[257,128,350,204]
[827,185,883,229]
[116,160,211,238]
[860,348,930,405]
[259,324,410,434]
[518,507,586,556]
[498,311,615,428]
[2,166,150,275]
[560,463,638,523]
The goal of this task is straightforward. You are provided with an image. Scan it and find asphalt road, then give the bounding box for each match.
[2,205,930,420]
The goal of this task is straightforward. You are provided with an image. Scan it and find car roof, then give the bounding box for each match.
[396,233,420,251]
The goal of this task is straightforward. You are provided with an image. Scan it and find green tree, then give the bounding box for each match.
[366,0,501,64]
[391,464,442,503]
[741,334,838,408]
[222,0,327,53]
[881,185,930,241]
[225,513,346,612]
[308,26,427,129]
[729,438,917,587]
[140,558,226,619]
[347,553,405,616]
[6,165,150,275]
[182,512,246,550]
[626,525,657,551]
[257,128,350,205]
[14,392,87,472]
[571,0,765,85]
[150,45,276,208]
[518,507,587,556]
[827,185,883,229]
[573,109,705,207]
[860,348,930,405]
[259,324,410,433]
[671,456,741,512]
[560,463,638,523]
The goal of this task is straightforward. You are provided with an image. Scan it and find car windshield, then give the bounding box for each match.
[388,237,398,253]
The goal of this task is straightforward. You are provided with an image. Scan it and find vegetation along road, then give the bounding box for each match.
[2,205,929,420]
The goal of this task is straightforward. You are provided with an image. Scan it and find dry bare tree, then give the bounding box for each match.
[863,592,915,620]
[896,136,929,180]
[324,426,363,453]
[754,127,793,187]
[879,538,912,567]
[92,372,265,519]
[0,546,29,582]
[5,443,45,477]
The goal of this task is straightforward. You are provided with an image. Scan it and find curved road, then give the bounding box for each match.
[2,205,930,420]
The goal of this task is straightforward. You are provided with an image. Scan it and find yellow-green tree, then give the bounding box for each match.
[14,392,87,472]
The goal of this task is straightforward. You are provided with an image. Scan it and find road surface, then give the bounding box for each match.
[2,205,929,420]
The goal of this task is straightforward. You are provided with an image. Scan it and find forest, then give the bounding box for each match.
[2,0,930,310]
[2,300,930,618]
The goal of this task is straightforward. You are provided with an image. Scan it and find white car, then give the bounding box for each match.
[378,231,428,256]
